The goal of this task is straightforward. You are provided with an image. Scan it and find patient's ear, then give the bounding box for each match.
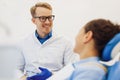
[83,31,93,43]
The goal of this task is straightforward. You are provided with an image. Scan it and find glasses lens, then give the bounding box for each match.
[40,16,47,22]
[48,15,55,21]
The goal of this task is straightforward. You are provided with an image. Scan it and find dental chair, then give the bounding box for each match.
[102,33,120,80]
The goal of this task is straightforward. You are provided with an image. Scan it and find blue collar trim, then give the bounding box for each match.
[35,30,52,44]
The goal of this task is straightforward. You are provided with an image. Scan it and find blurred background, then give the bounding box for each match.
[0,0,120,43]
[0,0,120,79]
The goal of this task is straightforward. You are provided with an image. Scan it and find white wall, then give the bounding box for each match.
[0,0,120,43]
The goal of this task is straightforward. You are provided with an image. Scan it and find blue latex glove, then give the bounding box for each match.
[27,67,52,80]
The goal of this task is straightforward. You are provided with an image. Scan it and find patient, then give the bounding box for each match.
[48,19,120,80]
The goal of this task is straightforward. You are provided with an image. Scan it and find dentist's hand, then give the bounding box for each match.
[27,67,52,80]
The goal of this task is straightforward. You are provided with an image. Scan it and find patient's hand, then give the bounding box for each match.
[27,67,52,80]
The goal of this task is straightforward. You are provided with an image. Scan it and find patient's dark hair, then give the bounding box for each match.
[84,19,120,58]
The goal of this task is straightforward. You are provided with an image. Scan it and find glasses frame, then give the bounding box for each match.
[34,15,55,22]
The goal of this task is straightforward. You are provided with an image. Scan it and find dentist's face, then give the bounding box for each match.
[32,7,53,35]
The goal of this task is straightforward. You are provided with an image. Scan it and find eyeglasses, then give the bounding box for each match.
[34,15,55,22]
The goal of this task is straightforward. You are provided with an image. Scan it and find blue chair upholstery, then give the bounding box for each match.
[102,33,120,61]
[107,61,120,80]
[102,33,120,80]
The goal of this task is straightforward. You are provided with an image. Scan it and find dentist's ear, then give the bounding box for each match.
[83,31,93,43]
[31,18,36,24]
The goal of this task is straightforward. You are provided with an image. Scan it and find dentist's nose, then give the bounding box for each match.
[44,19,50,24]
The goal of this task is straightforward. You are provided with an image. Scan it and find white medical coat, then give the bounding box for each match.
[17,32,78,77]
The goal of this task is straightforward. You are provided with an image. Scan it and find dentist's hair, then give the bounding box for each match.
[30,2,52,17]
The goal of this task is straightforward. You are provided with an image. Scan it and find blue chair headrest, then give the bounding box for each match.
[102,33,120,61]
